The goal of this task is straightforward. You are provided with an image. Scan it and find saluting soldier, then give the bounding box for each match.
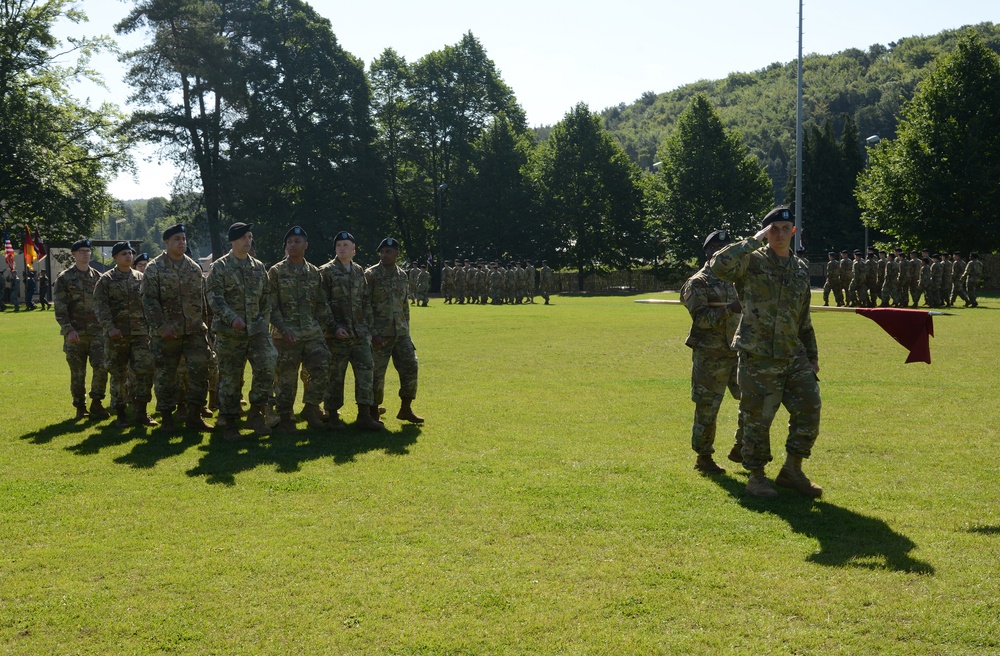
[93,241,157,428]
[711,207,823,499]
[267,226,330,433]
[681,229,743,475]
[140,224,213,432]
[365,238,425,425]
[320,231,382,431]
[207,222,277,441]
[54,238,110,420]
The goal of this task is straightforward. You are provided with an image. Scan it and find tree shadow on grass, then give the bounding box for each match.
[710,474,935,574]
[186,423,421,486]
[19,418,94,445]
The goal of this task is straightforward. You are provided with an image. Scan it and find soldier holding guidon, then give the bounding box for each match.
[681,229,744,475]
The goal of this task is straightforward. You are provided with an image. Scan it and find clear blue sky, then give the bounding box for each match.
[57,0,998,199]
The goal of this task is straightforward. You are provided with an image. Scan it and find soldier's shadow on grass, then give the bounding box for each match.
[710,475,935,574]
[967,525,1000,535]
[114,429,205,469]
[186,424,420,486]
[20,418,95,445]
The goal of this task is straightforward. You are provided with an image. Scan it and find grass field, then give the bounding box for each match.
[1,293,998,655]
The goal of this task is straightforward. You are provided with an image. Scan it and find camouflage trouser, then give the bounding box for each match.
[372,335,419,406]
[822,280,843,305]
[64,333,107,406]
[325,336,374,410]
[967,279,980,305]
[737,352,821,470]
[151,332,211,412]
[273,335,330,414]
[879,283,896,306]
[910,280,923,306]
[454,284,465,304]
[690,348,742,456]
[105,335,154,408]
[951,279,969,305]
[215,332,277,417]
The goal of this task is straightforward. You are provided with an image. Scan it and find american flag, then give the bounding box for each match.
[3,226,14,271]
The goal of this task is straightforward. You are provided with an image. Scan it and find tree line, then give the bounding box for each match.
[2,1,998,287]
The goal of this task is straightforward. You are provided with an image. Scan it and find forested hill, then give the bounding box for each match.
[587,22,1000,200]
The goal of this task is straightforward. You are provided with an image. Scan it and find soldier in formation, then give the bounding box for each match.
[320,231,382,431]
[54,239,110,420]
[93,241,157,427]
[681,229,743,475]
[267,226,329,433]
[365,238,424,425]
[140,224,214,433]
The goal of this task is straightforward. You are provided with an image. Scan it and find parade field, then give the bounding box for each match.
[1,293,998,655]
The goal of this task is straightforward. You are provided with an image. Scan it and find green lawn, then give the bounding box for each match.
[1,294,998,655]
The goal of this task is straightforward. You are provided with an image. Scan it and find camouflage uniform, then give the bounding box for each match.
[822,257,842,306]
[54,265,108,409]
[711,238,821,471]
[928,258,943,307]
[538,264,554,304]
[940,257,953,307]
[916,260,931,306]
[453,264,466,304]
[365,262,419,407]
[141,253,212,413]
[681,263,743,458]
[950,256,969,306]
[489,266,503,304]
[839,255,853,304]
[94,267,153,410]
[963,257,983,306]
[207,251,277,419]
[268,258,330,415]
[881,257,900,307]
[524,263,536,303]
[416,268,431,306]
[320,259,375,411]
[441,263,454,303]
[907,256,922,306]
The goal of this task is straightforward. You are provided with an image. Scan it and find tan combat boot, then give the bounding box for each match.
[222,415,241,442]
[355,404,383,431]
[396,398,424,424]
[276,413,299,433]
[300,403,326,430]
[186,406,214,431]
[775,455,823,498]
[727,441,743,463]
[326,408,345,430]
[245,405,272,436]
[74,401,88,420]
[88,399,111,421]
[159,409,176,433]
[115,406,129,428]
[133,403,158,427]
[746,469,778,498]
[694,454,725,475]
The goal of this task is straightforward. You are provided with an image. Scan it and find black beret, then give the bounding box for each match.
[134,252,149,265]
[922,257,931,264]
[703,229,731,250]
[853,249,862,255]
[70,238,91,252]
[761,206,793,227]
[828,252,837,257]
[952,251,962,256]
[228,222,252,241]
[111,241,134,257]
[284,226,307,242]
[377,237,400,251]
[334,231,355,244]
[162,224,185,241]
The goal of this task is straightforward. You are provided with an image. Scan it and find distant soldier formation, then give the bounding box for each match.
[439,259,554,306]
[823,247,983,309]
[53,224,427,439]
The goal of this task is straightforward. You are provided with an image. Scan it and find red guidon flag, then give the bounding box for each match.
[855,308,934,364]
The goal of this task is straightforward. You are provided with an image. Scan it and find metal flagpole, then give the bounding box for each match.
[795,0,804,252]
